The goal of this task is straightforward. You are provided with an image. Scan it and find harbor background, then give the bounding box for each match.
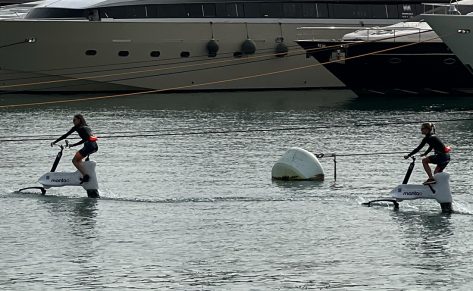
[1,90,473,290]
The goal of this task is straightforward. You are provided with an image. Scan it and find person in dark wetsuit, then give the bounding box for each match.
[51,114,98,183]
[404,122,450,185]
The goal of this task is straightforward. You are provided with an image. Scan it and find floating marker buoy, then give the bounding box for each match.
[241,39,256,55]
[207,39,219,57]
[272,147,324,181]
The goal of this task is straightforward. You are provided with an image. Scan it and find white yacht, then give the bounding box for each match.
[424,12,473,73]
[0,0,451,92]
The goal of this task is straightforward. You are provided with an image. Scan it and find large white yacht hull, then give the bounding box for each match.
[0,18,398,92]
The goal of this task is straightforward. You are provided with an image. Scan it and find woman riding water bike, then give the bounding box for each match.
[404,122,451,185]
[51,114,98,183]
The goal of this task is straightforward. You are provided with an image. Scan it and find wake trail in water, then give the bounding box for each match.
[3,189,302,204]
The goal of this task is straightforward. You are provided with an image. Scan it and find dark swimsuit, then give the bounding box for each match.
[408,134,450,168]
[55,125,98,157]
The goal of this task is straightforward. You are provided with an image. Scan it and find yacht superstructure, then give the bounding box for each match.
[0,0,451,93]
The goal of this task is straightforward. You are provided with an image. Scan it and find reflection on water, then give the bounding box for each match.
[41,197,100,289]
[390,210,458,288]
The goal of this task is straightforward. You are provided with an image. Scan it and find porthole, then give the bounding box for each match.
[388,57,402,64]
[150,51,161,58]
[180,51,190,58]
[118,51,129,57]
[85,50,97,56]
[443,58,456,65]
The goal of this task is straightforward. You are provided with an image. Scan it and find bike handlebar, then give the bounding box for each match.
[52,140,68,149]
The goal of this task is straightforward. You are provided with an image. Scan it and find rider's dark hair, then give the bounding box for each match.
[74,114,87,127]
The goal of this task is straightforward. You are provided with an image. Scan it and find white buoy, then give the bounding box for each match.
[272,147,324,181]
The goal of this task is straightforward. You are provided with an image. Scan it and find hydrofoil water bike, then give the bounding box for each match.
[19,141,99,198]
[362,156,453,213]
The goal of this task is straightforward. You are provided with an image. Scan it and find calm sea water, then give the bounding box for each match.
[1,91,473,290]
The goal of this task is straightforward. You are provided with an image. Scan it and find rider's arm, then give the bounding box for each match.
[407,137,427,157]
[52,127,75,144]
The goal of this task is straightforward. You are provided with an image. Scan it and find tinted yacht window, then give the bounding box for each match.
[330,4,369,18]
[225,3,244,17]
[203,4,216,17]
[99,5,145,18]
[260,3,282,17]
[386,5,399,19]
[373,5,389,18]
[283,3,302,18]
[316,3,329,18]
[157,4,186,17]
[26,8,87,19]
[301,3,316,18]
[185,4,202,17]
[244,3,260,17]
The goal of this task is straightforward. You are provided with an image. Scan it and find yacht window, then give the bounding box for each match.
[203,4,216,17]
[157,4,185,17]
[315,3,329,18]
[283,3,302,18]
[243,3,260,17]
[150,51,161,57]
[26,8,88,19]
[99,6,146,19]
[443,58,456,65]
[386,5,399,19]
[215,3,226,17]
[181,51,190,58]
[119,51,129,57]
[302,3,316,18]
[185,4,202,17]
[371,5,388,19]
[330,4,370,19]
[126,6,146,18]
[225,3,244,17]
[85,50,97,56]
[145,5,157,17]
[260,3,282,18]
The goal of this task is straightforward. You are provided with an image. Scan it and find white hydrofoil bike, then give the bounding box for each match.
[19,141,100,198]
[362,156,453,213]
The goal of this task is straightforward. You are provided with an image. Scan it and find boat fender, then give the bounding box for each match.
[241,39,256,55]
[275,42,288,57]
[207,39,219,57]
